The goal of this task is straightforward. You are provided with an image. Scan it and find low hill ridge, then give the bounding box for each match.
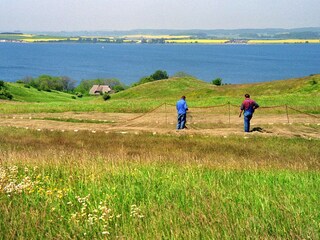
[113,74,320,100]
[3,74,319,105]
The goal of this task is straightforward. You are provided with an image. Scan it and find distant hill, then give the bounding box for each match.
[28,27,320,39]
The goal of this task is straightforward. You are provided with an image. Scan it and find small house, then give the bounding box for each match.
[89,85,112,95]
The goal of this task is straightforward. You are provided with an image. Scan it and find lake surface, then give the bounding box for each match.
[0,43,319,85]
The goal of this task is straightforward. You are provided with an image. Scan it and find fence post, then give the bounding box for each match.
[285,105,290,123]
[165,102,168,127]
[228,102,231,125]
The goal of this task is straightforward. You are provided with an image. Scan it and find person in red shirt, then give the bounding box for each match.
[239,94,259,132]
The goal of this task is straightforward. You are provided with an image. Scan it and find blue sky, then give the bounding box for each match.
[1,0,320,31]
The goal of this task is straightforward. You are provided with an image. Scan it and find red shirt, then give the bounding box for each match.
[241,98,259,111]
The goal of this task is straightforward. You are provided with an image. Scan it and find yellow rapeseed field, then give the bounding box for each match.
[22,38,68,42]
[165,39,229,44]
[125,35,191,39]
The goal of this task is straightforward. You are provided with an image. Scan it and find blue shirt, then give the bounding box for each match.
[176,99,188,114]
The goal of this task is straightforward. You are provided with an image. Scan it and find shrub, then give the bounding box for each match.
[310,79,318,85]
[172,72,195,78]
[133,70,169,86]
[0,89,13,100]
[150,70,169,80]
[17,75,76,92]
[76,92,83,98]
[113,85,125,93]
[212,78,222,86]
[5,92,13,100]
[102,93,111,101]
[0,81,13,100]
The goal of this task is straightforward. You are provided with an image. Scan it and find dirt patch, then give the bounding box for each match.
[0,112,319,139]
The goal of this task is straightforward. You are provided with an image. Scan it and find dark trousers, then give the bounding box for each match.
[177,114,187,129]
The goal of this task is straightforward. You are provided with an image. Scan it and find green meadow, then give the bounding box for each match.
[2,74,320,114]
[0,75,320,239]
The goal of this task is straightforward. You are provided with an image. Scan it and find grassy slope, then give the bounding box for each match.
[6,83,77,102]
[2,75,320,113]
[112,74,320,106]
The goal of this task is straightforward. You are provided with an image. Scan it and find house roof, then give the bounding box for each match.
[89,85,112,94]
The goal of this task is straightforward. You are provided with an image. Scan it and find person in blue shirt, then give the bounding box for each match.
[176,96,189,130]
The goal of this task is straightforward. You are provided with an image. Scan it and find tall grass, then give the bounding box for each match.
[0,127,319,239]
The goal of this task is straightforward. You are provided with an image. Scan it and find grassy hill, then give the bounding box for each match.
[6,83,78,102]
[112,74,320,106]
[1,75,319,114]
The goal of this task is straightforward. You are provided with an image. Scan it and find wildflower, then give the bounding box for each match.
[38,187,45,194]
[56,190,64,199]
[130,205,144,219]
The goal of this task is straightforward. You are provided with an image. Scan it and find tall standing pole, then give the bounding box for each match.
[285,105,290,123]
[165,103,168,128]
[228,102,231,125]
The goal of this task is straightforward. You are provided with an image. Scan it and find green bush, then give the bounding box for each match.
[76,92,83,98]
[17,75,76,92]
[150,70,169,80]
[172,71,195,78]
[133,70,169,86]
[0,81,13,100]
[102,93,111,101]
[212,78,222,86]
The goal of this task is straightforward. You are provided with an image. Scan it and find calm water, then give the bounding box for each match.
[0,43,319,85]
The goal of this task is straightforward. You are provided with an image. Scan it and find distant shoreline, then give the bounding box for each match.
[1,39,319,44]
[1,32,319,44]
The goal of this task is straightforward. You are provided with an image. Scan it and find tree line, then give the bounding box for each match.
[4,70,224,100]
[16,70,172,95]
